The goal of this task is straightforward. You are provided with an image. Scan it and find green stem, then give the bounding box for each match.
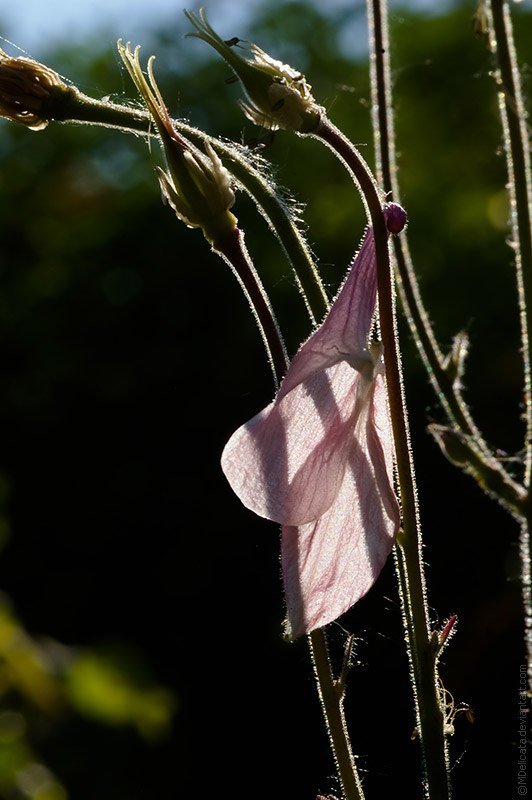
[369,0,530,711]
[48,86,154,134]
[47,89,290,387]
[488,0,532,482]
[488,0,532,682]
[184,129,330,323]
[313,116,450,800]
[309,629,364,800]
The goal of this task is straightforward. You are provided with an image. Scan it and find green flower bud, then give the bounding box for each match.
[429,425,475,466]
[185,8,323,133]
[118,40,237,244]
[0,49,71,131]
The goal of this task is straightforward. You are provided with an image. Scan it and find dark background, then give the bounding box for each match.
[0,2,530,798]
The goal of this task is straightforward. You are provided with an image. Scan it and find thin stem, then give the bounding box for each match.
[189,130,329,324]
[309,629,364,800]
[488,0,532,682]
[490,0,532,487]
[367,0,460,423]
[520,514,532,684]
[49,86,155,134]
[214,226,288,386]
[488,0,532,482]
[313,116,450,800]
[217,238,364,800]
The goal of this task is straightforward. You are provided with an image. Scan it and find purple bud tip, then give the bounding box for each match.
[384,202,407,235]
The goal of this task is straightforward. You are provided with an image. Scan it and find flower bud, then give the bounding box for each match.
[118,40,237,244]
[0,49,69,130]
[185,8,323,133]
[429,424,473,466]
[384,202,407,235]
[431,614,458,658]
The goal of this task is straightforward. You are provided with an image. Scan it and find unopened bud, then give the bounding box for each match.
[429,424,472,466]
[384,202,407,235]
[432,614,458,658]
[0,49,70,130]
[185,8,323,133]
[118,40,237,243]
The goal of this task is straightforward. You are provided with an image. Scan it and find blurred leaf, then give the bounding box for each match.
[65,650,175,740]
[0,604,64,716]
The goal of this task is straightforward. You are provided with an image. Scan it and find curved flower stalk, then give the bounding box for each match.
[185,8,323,133]
[172,124,329,323]
[222,203,406,638]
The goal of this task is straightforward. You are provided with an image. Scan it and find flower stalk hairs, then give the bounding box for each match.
[222,203,406,638]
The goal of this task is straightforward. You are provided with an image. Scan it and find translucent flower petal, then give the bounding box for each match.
[221,203,406,636]
[282,375,399,638]
[278,229,377,399]
[222,362,364,525]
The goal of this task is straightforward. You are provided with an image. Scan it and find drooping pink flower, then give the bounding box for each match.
[222,203,406,638]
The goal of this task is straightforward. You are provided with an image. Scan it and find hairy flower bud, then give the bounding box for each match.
[118,40,237,243]
[185,8,323,133]
[0,49,69,130]
[429,425,473,467]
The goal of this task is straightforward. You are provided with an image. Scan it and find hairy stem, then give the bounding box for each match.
[217,234,364,800]
[309,629,364,800]
[209,174,363,800]
[366,0,522,509]
[214,226,288,386]
[47,87,155,134]
[313,116,451,800]
[488,0,532,682]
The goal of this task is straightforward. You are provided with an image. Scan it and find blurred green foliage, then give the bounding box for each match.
[0,597,174,798]
[0,2,530,798]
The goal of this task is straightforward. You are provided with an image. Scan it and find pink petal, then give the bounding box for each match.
[281,375,400,638]
[277,202,406,401]
[221,362,364,525]
[278,230,377,400]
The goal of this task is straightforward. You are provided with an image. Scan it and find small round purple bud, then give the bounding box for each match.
[384,202,407,235]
